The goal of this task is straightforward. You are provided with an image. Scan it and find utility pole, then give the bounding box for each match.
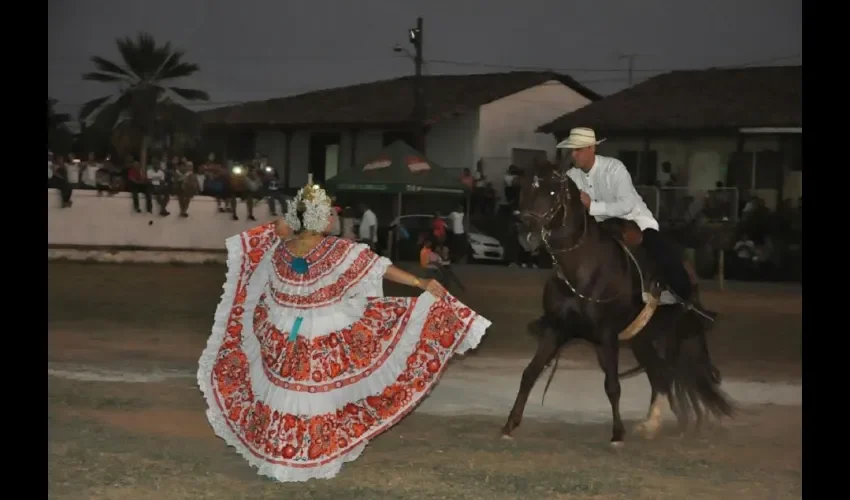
[620,53,638,86]
[410,17,425,152]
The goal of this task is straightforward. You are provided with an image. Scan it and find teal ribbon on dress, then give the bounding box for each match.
[289,316,303,342]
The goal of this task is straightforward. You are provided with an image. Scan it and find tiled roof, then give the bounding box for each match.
[539,65,802,135]
[198,71,601,127]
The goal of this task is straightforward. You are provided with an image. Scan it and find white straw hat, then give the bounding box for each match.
[556,127,607,149]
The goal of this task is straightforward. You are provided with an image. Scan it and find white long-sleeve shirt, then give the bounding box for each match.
[566,155,659,231]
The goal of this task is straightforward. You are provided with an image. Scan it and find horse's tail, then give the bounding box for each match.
[669,316,735,422]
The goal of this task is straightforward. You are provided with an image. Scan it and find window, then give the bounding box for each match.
[617,150,658,185]
[727,152,753,190]
[308,132,341,184]
[618,151,639,178]
[511,148,548,171]
[787,135,802,172]
[754,150,782,190]
[726,150,782,190]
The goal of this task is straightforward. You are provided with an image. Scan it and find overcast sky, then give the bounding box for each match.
[48,0,801,116]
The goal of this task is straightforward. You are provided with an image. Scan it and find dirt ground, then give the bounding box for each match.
[48,262,802,500]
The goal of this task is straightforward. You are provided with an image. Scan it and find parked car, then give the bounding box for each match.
[387,214,505,263]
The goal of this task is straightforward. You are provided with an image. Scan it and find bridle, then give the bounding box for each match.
[522,170,622,304]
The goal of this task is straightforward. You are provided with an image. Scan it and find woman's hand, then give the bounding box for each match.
[421,278,447,299]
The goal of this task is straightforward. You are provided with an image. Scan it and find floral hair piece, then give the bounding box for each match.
[283,174,333,234]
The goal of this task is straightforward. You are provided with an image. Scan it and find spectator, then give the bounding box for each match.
[127,160,150,213]
[94,156,114,196]
[734,233,758,262]
[421,238,466,292]
[80,152,100,189]
[175,157,197,218]
[506,211,538,268]
[147,160,170,216]
[245,165,263,205]
[471,159,495,216]
[504,164,521,207]
[358,202,378,251]
[419,238,443,281]
[328,196,342,236]
[448,204,466,262]
[47,151,54,188]
[66,153,81,189]
[264,169,283,216]
[203,154,228,212]
[106,155,124,193]
[431,211,447,245]
[227,163,256,221]
[341,206,357,240]
[460,168,474,191]
[194,158,208,195]
[53,155,73,208]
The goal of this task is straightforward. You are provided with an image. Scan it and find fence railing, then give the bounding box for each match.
[635,185,740,226]
[657,186,740,225]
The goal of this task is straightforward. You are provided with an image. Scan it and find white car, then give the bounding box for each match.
[389,214,505,263]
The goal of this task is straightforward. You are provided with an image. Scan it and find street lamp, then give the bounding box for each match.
[393,17,424,152]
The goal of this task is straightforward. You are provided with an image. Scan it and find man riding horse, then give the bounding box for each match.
[558,127,713,317]
[500,129,732,445]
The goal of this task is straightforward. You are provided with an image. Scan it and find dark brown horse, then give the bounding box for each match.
[501,161,733,445]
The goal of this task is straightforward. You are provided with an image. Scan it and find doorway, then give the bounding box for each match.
[308,132,342,184]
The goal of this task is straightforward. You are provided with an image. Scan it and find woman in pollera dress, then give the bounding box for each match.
[197,175,491,482]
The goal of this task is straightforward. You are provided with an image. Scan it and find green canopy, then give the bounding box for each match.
[325,140,464,195]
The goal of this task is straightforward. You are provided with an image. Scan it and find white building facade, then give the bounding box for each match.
[244,80,594,198]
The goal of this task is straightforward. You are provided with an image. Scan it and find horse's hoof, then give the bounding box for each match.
[610,440,625,448]
[500,434,514,441]
[635,422,660,440]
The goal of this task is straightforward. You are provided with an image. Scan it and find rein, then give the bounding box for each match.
[528,171,624,304]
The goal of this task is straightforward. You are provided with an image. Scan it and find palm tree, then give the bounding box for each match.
[47,98,73,154]
[79,32,209,168]
[47,98,71,131]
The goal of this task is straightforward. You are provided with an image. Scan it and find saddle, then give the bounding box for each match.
[596,220,717,340]
[597,219,669,304]
[598,218,643,248]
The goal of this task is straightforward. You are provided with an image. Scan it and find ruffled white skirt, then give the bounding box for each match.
[197,225,490,483]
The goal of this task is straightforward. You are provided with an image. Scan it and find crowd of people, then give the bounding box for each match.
[728,194,802,280]
[48,149,801,281]
[48,151,287,220]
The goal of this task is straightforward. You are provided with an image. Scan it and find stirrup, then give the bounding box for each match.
[687,302,717,322]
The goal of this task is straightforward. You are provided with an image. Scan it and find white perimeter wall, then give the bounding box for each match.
[47,189,275,250]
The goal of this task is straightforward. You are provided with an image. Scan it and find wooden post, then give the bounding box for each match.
[349,128,358,170]
[283,130,292,189]
[717,249,725,291]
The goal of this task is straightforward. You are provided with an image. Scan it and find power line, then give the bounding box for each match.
[48,52,801,76]
[424,52,801,74]
[51,52,798,110]
[618,53,641,86]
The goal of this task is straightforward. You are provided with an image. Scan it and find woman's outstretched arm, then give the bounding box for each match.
[384,265,425,290]
[384,264,447,298]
